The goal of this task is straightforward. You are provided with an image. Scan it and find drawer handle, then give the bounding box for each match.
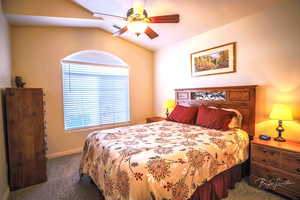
[296,168,300,173]
[262,159,266,162]
[296,158,300,162]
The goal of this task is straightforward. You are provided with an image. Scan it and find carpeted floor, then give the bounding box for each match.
[10,153,286,200]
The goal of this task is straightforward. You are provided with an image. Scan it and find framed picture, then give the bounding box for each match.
[191,42,236,77]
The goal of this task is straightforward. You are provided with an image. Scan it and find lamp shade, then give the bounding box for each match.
[163,100,176,109]
[269,104,293,121]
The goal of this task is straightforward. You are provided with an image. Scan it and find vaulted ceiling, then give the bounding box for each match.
[3,0,283,50]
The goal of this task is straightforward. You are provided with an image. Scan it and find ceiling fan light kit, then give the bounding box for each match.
[93,3,179,39]
[127,22,148,36]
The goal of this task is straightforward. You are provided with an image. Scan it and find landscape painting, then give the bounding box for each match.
[191,42,236,77]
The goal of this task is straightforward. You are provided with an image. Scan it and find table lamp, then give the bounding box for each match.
[163,100,176,117]
[269,104,293,142]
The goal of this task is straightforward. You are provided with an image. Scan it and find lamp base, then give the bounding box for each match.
[274,120,286,142]
[274,136,286,142]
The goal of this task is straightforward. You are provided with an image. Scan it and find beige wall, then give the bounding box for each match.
[10,26,154,156]
[2,0,93,19]
[0,0,11,198]
[154,0,300,142]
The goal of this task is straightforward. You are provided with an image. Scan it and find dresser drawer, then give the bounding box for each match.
[250,163,300,199]
[281,151,300,175]
[251,144,280,168]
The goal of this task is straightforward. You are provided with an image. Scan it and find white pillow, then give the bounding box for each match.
[208,107,243,128]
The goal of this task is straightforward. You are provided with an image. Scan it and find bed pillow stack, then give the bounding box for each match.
[195,105,236,131]
[167,104,236,131]
[167,105,198,124]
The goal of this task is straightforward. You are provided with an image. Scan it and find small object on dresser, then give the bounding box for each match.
[249,139,300,200]
[259,134,271,141]
[269,104,293,142]
[146,116,165,123]
[15,76,26,88]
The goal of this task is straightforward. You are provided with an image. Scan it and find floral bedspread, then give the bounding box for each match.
[80,121,249,200]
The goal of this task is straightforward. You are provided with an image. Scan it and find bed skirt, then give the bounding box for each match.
[189,163,244,200]
[86,162,246,200]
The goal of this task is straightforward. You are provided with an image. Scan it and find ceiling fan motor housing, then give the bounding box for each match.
[127,8,150,23]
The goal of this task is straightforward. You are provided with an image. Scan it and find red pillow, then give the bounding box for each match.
[195,105,236,131]
[167,105,198,124]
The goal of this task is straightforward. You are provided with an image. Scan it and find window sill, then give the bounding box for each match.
[64,121,134,134]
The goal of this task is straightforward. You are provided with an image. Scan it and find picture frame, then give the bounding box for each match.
[191,42,236,77]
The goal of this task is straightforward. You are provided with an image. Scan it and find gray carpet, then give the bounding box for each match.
[10,153,286,200]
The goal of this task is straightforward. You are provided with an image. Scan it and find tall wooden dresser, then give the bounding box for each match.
[5,88,47,190]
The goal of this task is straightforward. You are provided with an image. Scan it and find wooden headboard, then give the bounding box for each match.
[175,85,257,136]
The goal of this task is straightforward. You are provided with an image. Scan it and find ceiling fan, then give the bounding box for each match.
[93,3,179,39]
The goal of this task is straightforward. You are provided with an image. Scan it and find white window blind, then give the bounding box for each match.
[62,63,130,130]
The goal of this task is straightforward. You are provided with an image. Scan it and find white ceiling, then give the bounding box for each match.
[6,0,283,51]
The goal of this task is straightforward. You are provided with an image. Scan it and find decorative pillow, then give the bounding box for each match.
[228,116,241,129]
[209,107,243,128]
[196,105,236,131]
[167,105,198,124]
[222,108,243,128]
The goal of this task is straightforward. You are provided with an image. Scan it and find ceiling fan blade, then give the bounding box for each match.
[93,12,127,21]
[144,27,159,39]
[113,24,122,30]
[149,14,179,23]
[113,26,128,36]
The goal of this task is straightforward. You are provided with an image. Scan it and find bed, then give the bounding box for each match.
[80,85,257,200]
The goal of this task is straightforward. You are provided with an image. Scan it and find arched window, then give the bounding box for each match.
[61,50,130,130]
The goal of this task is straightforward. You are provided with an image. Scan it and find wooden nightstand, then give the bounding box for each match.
[146,117,165,123]
[249,139,300,199]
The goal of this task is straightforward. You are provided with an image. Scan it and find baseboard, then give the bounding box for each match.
[2,186,10,200]
[47,148,82,159]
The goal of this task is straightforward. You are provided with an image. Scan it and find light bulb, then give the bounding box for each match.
[127,22,148,35]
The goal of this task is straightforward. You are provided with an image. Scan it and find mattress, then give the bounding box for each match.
[80,120,249,200]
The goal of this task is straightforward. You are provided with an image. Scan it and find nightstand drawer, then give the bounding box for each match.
[250,163,300,199]
[281,151,300,175]
[250,139,300,200]
[251,144,280,168]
